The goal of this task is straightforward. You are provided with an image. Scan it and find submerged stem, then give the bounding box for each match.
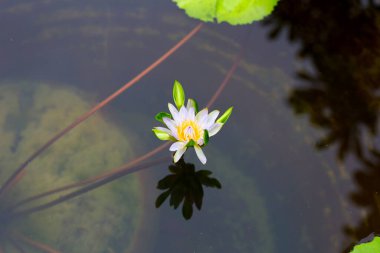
[206,49,244,108]
[12,233,61,253]
[0,23,204,198]
[8,143,170,211]
[8,236,26,253]
[206,28,250,108]
[2,170,27,196]
[10,157,170,218]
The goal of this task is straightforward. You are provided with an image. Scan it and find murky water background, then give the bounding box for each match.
[0,0,379,252]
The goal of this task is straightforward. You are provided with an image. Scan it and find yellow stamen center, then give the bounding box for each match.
[177,120,203,142]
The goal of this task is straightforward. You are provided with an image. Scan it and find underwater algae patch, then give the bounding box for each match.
[0,82,145,253]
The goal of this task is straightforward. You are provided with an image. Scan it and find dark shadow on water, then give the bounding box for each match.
[343,149,380,252]
[265,0,380,161]
[263,0,380,252]
[155,157,221,220]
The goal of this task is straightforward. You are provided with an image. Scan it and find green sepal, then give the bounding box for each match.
[187,98,199,113]
[216,106,233,124]
[173,80,185,109]
[155,112,172,123]
[186,139,196,147]
[152,129,171,140]
[203,130,209,146]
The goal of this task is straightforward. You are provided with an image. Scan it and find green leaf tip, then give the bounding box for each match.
[217,106,233,124]
[350,236,380,253]
[155,112,172,123]
[172,0,279,25]
[152,129,171,140]
[173,80,185,109]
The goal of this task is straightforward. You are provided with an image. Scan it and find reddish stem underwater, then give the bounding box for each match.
[0,23,203,197]
[12,233,61,253]
[9,143,169,211]
[12,157,170,218]
[8,236,26,253]
[206,52,243,108]
[2,170,27,196]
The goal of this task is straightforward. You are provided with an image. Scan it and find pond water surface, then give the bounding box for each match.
[0,1,379,253]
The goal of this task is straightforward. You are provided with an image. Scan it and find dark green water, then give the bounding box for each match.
[0,0,379,252]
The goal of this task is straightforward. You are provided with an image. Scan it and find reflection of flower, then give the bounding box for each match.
[155,157,221,220]
[153,81,233,164]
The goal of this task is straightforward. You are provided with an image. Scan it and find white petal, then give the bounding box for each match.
[202,110,220,129]
[208,123,223,136]
[208,110,220,123]
[194,145,207,164]
[168,103,180,124]
[173,147,187,163]
[187,107,195,121]
[195,108,208,125]
[163,117,178,139]
[179,106,188,121]
[169,141,186,151]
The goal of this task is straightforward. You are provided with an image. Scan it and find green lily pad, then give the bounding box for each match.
[172,0,279,25]
[350,236,380,253]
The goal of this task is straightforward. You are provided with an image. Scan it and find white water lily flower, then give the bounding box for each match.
[163,102,222,164]
[153,80,233,165]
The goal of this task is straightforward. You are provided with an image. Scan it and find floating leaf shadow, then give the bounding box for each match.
[155,157,221,220]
